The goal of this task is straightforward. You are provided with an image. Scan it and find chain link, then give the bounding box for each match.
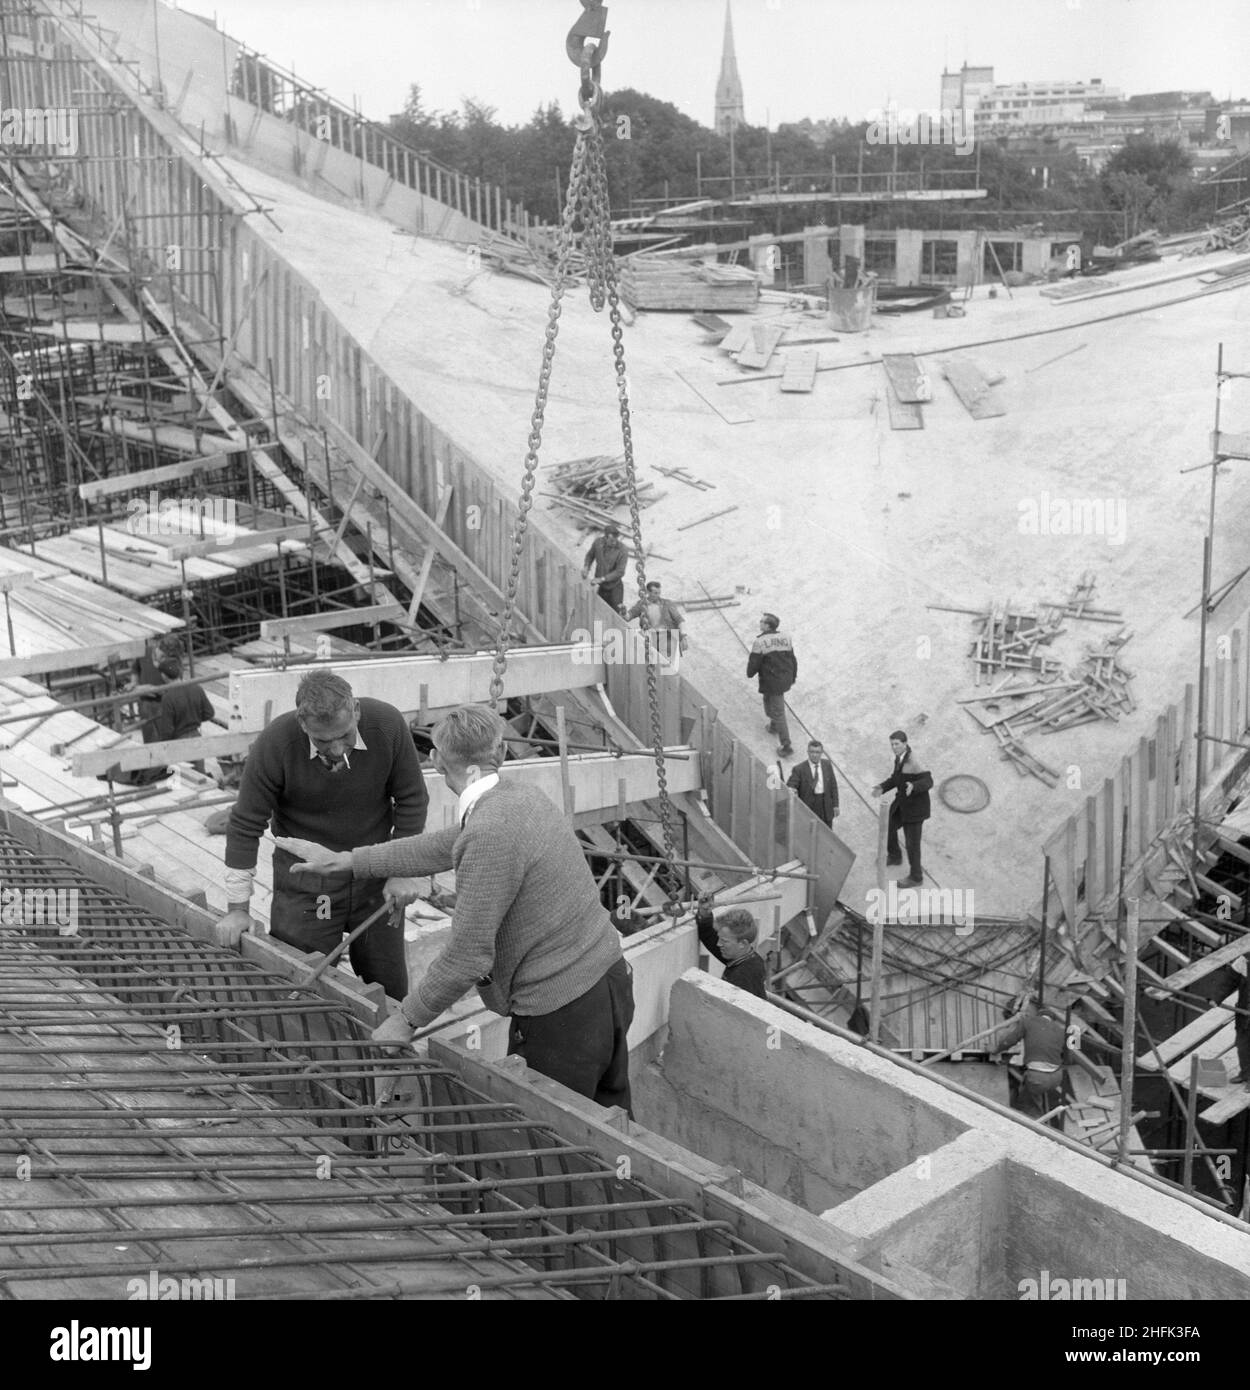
[491,79,682,917]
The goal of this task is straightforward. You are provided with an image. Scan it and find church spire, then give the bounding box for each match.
[714,0,744,135]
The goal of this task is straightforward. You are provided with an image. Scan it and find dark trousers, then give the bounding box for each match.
[1236,1022,1250,1081]
[762,691,791,750]
[268,850,407,1000]
[597,580,624,612]
[887,807,924,880]
[508,958,634,1114]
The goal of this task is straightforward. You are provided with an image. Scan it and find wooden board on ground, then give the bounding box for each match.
[717,322,752,354]
[692,312,732,337]
[736,324,785,371]
[885,389,924,430]
[939,357,1007,420]
[667,360,753,425]
[779,349,818,393]
[881,354,931,403]
[1145,933,1250,998]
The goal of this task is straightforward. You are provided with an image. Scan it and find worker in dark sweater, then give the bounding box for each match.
[582,522,629,613]
[215,670,429,1000]
[992,997,1105,1128]
[147,652,215,772]
[105,650,214,786]
[694,893,768,1000]
[276,704,635,1112]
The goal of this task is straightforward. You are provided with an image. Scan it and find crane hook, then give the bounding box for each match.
[566,0,610,86]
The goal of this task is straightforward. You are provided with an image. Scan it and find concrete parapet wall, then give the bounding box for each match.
[822,1130,1010,1298]
[645,974,1250,1298]
[638,972,970,1208]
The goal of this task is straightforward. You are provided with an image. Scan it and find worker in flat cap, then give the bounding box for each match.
[582,521,628,613]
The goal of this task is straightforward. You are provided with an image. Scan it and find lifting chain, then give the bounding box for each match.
[489,9,682,916]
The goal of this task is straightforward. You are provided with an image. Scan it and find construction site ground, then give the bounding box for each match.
[219,155,1250,918]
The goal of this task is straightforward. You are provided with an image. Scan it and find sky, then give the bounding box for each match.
[177,0,1250,129]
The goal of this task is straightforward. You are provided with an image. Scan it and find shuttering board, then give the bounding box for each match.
[736,324,785,371]
[881,354,931,404]
[885,389,924,430]
[718,322,753,354]
[1136,993,1237,1070]
[779,349,818,393]
[939,357,1006,420]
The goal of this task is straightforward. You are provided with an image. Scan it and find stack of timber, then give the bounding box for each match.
[967,604,1065,683]
[951,579,1135,786]
[618,257,760,312]
[543,454,658,513]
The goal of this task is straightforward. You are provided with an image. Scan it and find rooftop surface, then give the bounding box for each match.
[217,153,1250,915]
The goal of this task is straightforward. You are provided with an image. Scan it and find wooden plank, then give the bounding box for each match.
[939,357,1006,419]
[0,254,60,272]
[1137,993,1236,1070]
[76,452,239,501]
[0,637,148,679]
[259,603,406,640]
[165,524,310,562]
[717,322,752,354]
[668,361,753,425]
[89,415,247,456]
[736,324,785,371]
[885,389,924,430]
[1146,933,1250,997]
[1199,1089,1250,1124]
[71,728,255,777]
[1156,899,1224,948]
[31,320,156,344]
[0,571,35,593]
[881,354,931,403]
[779,349,818,393]
[1165,1024,1237,1085]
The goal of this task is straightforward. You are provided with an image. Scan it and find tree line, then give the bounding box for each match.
[387,84,1218,242]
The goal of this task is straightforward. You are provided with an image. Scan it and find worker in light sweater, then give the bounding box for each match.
[216,669,430,1000]
[275,704,635,1112]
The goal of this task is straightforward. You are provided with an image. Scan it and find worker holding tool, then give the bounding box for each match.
[275,703,635,1113]
[871,730,932,887]
[582,521,628,613]
[747,613,797,758]
[105,649,215,786]
[214,670,429,1000]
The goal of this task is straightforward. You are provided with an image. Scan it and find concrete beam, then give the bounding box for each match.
[227,647,609,728]
[259,604,406,639]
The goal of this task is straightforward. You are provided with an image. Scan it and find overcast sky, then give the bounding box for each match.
[178,0,1250,129]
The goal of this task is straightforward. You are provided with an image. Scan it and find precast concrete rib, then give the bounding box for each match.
[0,829,843,1300]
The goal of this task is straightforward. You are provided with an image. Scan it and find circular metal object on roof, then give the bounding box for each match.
[939,774,991,814]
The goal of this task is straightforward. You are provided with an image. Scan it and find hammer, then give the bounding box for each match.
[287,900,395,998]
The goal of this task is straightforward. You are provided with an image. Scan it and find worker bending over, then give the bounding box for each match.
[992,997,1104,1129]
[277,704,635,1113]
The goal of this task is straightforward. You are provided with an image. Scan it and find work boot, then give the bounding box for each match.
[778,744,793,757]
[901,875,924,888]
[886,855,903,867]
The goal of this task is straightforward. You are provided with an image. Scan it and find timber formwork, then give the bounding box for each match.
[0,822,846,1300]
[0,0,858,921]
